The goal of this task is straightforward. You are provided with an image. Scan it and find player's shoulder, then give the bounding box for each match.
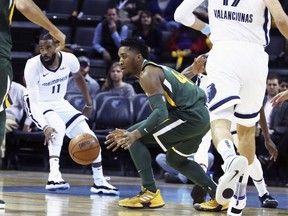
[61,51,77,60]
[26,54,41,65]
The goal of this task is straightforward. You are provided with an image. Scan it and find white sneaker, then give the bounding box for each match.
[0,200,5,209]
[227,195,246,216]
[216,156,248,205]
[90,178,119,195]
[45,173,70,191]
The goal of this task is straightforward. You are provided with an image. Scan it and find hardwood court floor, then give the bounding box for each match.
[0,171,287,215]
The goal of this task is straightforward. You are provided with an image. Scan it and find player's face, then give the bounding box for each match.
[39,39,57,66]
[118,46,139,76]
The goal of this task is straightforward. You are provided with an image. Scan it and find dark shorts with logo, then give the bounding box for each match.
[128,103,210,156]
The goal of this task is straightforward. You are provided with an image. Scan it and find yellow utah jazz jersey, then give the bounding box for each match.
[142,60,207,110]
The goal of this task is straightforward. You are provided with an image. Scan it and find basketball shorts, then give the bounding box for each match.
[128,104,210,157]
[25,98,86,135]
[206,41,269,126]
[0,61,13,112]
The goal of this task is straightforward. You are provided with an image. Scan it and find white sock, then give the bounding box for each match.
[92,151,104,182]
[217,139,236,161]
[249,156,268,197]
[49,157,60,175]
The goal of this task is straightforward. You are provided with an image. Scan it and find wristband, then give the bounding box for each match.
[43,125,49,132]
[84,104,93,109]
[201,23,211,35]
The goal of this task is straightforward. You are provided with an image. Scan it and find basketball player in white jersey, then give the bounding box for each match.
[175,1,278,215]
[265,0,288,38]
[182,56,278,209]
[24,33,119,195]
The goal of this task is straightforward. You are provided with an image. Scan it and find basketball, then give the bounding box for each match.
[69,133,100,165]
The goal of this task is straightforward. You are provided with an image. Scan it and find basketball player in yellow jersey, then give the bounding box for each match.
[0,0,65,209]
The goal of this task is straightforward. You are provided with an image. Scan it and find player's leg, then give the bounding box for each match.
[209,108,248,206]
[115,120,164,208]
[227,45,268,216]
[232,133,278,208]
[67,120,119,195]
[0,63,13,209]
[44,111,70,191]
[192,130,214,204]
[155,153,188,184]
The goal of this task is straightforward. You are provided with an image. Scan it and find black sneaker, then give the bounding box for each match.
[191,184,207,204]
[259,193,278,208]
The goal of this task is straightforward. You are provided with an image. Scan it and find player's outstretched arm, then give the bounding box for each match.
[258,108,278,161]
[271,89,288,106]
[264,0,288,38]
[71,72,93,118]
[15,0,66,51]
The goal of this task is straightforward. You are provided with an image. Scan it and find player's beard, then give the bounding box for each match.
[40,53,56,68]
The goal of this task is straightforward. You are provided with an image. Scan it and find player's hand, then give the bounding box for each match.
[49,29,66,52]
[104,129,137,151]
[264,137,278,162]
[271,90,288,106]
[105,129,128,152]
[43,126,57,146]
[191,54,207,74]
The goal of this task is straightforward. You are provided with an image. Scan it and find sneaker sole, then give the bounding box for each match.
[45,183,70,191]
[261,201,279,208]
[119,203,165,208]
[216,156,248,205]
[90,187,119,195]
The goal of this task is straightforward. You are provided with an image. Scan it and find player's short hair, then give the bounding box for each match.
[120,36,149,59]
[39,33,53,41]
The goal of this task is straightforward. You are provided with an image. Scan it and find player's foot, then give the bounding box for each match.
[45,172,70,191]
[0,200,5,209]
[216,155,248,205]
[191,184,207,204]
[90,178,119,195]
[193,199,228,212]
[259,193,278,208]
[119,187,165,208]
[227,195,246,216]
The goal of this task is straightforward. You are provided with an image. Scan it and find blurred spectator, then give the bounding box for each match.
[102,62,136,97]
[91,6,128,67]
[110,0,147,24]
[66,56,100,99]
[2,82,33,159]
[156,152,214,184]
[146,0,182,31]
[132,10,163,61]
[168,25,209,70]
[279,77,288,92]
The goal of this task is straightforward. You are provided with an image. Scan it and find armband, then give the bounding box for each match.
[201,23,211,35]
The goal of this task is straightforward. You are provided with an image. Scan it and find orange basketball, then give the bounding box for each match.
[69,133,100,165]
